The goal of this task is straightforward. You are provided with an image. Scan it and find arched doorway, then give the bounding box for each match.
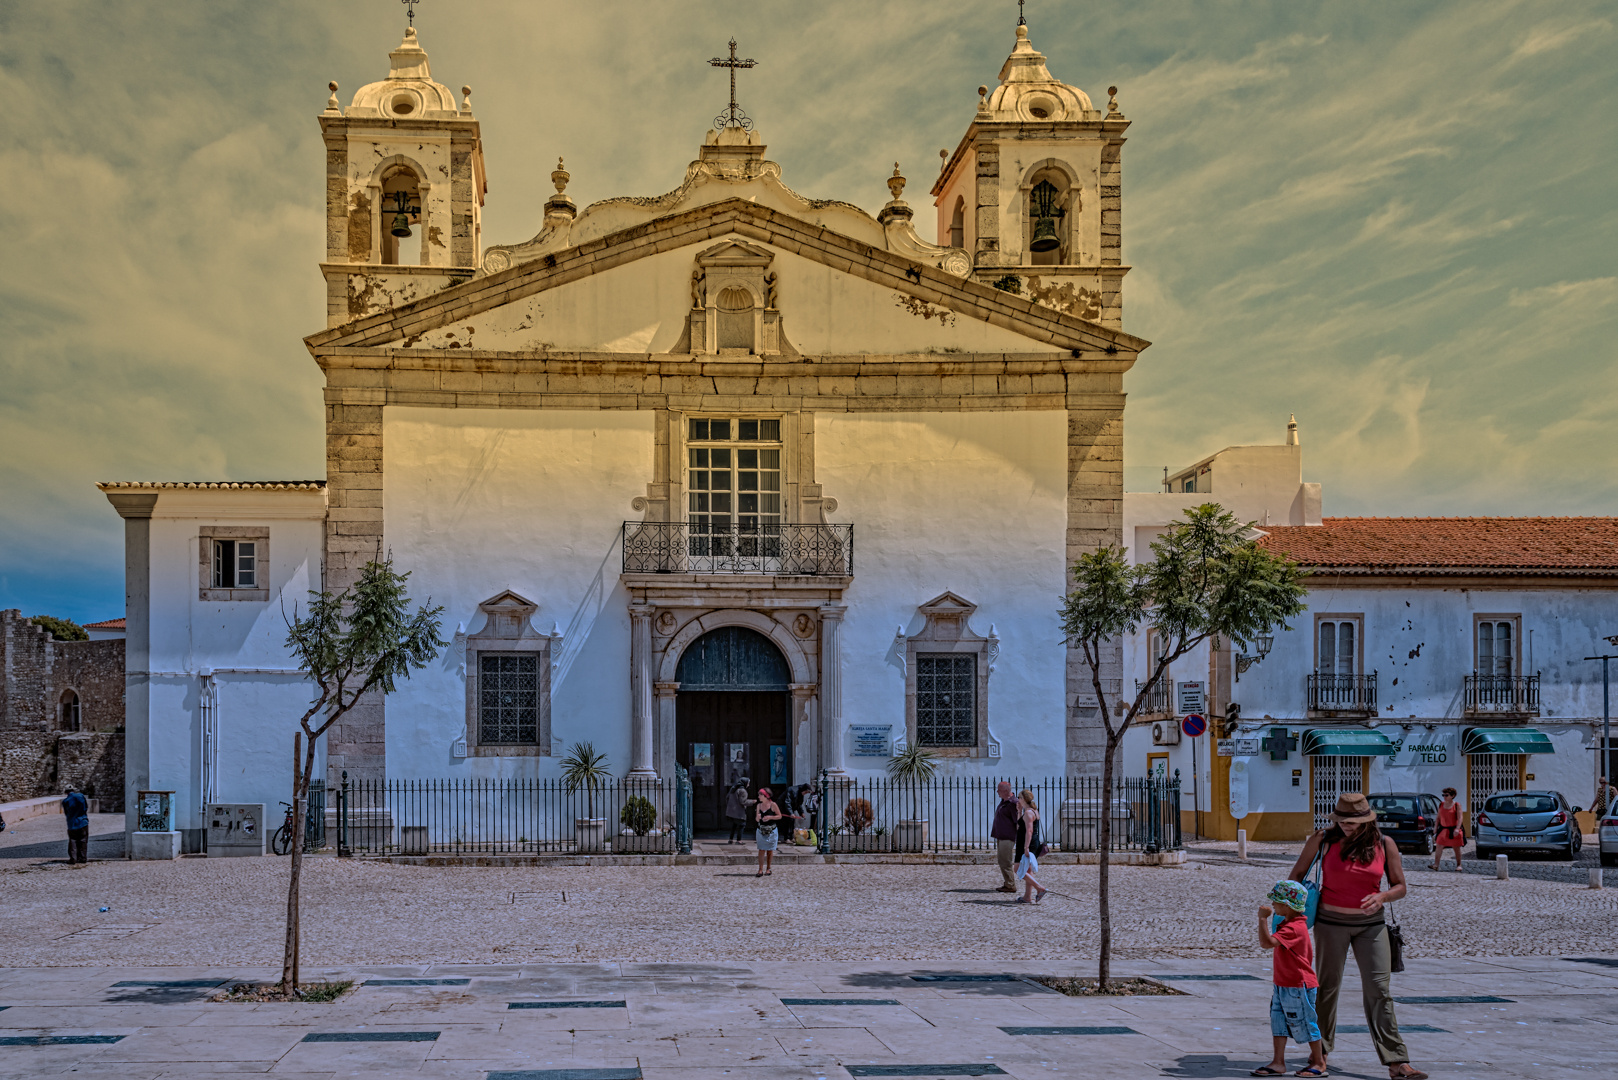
[59,689,81,732]
[674,626,791,833]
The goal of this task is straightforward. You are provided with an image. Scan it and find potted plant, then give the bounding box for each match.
[832,798,874,852]
[617,794,661,853]
[886,743,939,852]
[561,742,612,853]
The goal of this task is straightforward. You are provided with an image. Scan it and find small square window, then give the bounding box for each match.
[200,528,269,600]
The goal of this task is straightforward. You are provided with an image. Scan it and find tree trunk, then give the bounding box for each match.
[280,731,311,997]
[1097,727,1120,989]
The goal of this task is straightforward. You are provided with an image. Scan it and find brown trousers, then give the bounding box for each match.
[996,839,1016,887]
[1315,912,1409,1066]
[67,826,90,864]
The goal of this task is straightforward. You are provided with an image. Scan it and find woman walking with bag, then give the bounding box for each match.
[1289,793,1425,1080]
[1429,787,1465,871]
[1012,789,1048,905]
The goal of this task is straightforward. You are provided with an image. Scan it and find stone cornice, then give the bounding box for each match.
[305,198,1151,357]
[315,349,1137,376]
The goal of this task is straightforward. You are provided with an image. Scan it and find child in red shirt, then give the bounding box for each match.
[1255,879,1326,1078]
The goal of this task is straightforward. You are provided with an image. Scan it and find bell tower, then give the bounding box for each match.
[317,24,486,327]
[930,21,1128,329]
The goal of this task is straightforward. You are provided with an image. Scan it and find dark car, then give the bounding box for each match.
[1475,790,1583,861]
[1369,792,1440,854]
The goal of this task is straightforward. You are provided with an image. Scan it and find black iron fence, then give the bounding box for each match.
[806,774,1183,854]
[328,772,1182,857]
[1464,673,1540,716]
[1307,672,1378,714]
[335,777,683,856]
[622,521,853,575]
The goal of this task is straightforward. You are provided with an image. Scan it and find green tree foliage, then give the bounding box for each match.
[29,615,87,641]
[1059,504,1307,987]
[278,556,444,996]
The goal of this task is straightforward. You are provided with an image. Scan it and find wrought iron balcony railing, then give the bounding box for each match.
[1135,678,1172,716]
[622,521,853,576]
[1464,673,1540,717]
[1307,671,1378,714]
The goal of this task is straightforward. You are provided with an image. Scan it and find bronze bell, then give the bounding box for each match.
[1029,215,1060,252]
[390,212,413,238]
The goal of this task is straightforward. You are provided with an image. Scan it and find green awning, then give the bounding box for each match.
[1301,728,1396,757]
[1461,727,1554,756]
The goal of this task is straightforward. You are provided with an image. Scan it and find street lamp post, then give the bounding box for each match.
[1584,650,1617,793]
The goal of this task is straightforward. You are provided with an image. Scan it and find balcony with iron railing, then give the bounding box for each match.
[622,521,853,576]
[1307,671,1378,715]
[1135,678,1172,717]
[1464,673,1540,718]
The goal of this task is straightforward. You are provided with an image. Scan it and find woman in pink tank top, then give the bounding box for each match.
[1288,793,1423,1079]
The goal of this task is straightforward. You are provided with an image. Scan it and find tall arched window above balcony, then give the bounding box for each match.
[380,167,423,265]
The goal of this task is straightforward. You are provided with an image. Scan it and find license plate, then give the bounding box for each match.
[1504,835,1538,843]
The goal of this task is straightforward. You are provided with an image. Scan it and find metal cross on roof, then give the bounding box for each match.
[708,37,758,131]
[401,0,419,28]
[1017,0,1027,26]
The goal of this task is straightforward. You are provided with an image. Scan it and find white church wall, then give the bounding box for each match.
[817,410,1068,776]
[393,242,1060,356]
[382,407,654,779]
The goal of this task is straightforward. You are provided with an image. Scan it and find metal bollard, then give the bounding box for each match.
[1237,828,1247,860]
[1591,867,1603,890]
[1496,853,1509,879]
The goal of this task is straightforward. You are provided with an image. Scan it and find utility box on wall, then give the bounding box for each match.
[205,803,266,857]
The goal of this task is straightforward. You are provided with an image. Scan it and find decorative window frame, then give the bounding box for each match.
[1472,613,1522,677]
[1312,612,1364,675]
[895,591,1000,758]
[463,590,553,757]
[198,527,270,601]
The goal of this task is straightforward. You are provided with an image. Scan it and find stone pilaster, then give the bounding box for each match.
[1099,140,1123,268]
[819,605,847,776]
[324,396,386,782]
[973,138,1002,267]
[628,604,656,778]
[1065,400,1125,776]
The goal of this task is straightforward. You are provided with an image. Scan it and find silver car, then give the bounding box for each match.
[1601,807,1618,868]
[1474,790,1583,861]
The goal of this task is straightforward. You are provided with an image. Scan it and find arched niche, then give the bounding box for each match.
[365,154,432,266]
[1018,158,1082,266]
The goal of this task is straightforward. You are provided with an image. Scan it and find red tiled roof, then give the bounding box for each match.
[83,618,125,631]
[1257,517,1618,575]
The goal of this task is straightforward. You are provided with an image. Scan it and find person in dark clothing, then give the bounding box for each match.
[990,781,1018,892]
[724,778,752,844]
[62,787,90,865]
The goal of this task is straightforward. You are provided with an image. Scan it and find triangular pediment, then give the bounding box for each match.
[918,591,978,618]
[306,200,1149,357]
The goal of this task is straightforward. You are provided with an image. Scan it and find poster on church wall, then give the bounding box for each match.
[850,724,892,757]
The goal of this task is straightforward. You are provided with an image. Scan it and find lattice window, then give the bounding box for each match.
[916,653,977,747]
[478,653,540,745]
[1311,756,1365,832]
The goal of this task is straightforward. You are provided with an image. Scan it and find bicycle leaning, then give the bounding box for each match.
[270,801,296,856]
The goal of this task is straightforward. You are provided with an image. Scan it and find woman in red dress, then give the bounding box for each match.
[1430,786,1465,871]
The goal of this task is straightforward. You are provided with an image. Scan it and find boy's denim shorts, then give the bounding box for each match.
[1269,985,1321,1044]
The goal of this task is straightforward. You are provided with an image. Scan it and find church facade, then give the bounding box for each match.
[105,21,1147,847]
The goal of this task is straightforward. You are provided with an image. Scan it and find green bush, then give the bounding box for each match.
[620,794,656,836]
[29,615,86,641]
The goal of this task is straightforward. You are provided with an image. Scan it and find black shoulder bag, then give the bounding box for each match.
[1385,904,1405,973]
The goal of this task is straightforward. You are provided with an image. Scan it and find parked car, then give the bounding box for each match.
[1369,792,1440,853]
[1600,806,1618,868]
[1474,790,1583,861]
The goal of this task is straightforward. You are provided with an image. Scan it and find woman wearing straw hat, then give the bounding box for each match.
[1288,793,1426,1080]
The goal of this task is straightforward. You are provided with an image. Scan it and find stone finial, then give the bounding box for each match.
[461,84,473,114]
[886,162,907,203]
[1287,414,1299,446]
[939,148,948,172]
[1107,85,1123,118]
[977,84,991,118]
[552,157,570,195]
[545,157,576,223]
[325,80,341,114]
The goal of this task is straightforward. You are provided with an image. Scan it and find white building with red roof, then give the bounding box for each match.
[1121,428,1616,843]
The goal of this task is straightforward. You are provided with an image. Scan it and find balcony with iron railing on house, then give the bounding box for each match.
[1308,671,1378,715]
[1464,673,1540,718]
[1135,678,1172,717]
[621,521,853,576]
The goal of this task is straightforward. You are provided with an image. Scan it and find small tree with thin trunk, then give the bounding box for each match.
[1059,504,1306,988]
[280,556,444,997]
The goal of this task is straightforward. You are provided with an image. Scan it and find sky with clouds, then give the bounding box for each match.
[1,0,1614,622]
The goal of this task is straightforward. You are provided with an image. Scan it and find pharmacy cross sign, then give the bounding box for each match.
[1261,726,1299,761]
[709,38,758,131]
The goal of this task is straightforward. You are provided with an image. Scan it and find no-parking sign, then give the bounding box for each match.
[1181,714,1206,738]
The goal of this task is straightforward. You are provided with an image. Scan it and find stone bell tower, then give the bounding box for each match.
[930,21,1128,329]
[317,24,487,328]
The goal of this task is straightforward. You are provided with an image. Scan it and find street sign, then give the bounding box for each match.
[1182,714,1206,738]
[1217,738,1235,757]
[1176,680,1206,715]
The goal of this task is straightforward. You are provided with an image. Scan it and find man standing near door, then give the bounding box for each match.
[991,781,1018,893]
